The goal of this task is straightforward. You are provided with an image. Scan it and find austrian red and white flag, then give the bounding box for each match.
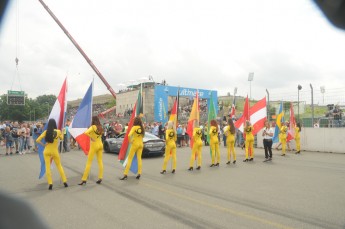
[69,82,93,155]
[234,96,250,132]
[250,97,267,135]
[234,96,267,135]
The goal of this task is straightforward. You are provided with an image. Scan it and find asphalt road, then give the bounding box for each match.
[0,145,345,229]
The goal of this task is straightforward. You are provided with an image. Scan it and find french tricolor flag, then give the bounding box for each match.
[69,82,93,155]
[38,78,67,179]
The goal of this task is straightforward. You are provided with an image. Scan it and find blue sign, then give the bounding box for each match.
[154,85,218,123]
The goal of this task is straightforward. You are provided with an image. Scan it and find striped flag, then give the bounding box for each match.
[38,78,67,179]
[69,81,93,155]
[249,97,267,135]
[234,96,250,132]
[206,91,217,150]
[273,101,284,143]
[186,90,199,148]
[118,90,142,174]
[169,88,179,127]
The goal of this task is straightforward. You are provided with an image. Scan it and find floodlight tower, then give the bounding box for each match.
[248,73,254,100]
[320,86,325,104]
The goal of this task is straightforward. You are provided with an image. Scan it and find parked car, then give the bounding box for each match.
[103,132,165,157]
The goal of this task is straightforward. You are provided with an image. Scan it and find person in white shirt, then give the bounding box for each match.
[262,121,274,161]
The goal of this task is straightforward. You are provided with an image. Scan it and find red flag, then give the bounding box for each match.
[287,102,295,142]
[234,96,249,132]
[169,98,178,127]
[230,104,236,119]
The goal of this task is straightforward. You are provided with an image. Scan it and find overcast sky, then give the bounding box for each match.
[1,0,345,103]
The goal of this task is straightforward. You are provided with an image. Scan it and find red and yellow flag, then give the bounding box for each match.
[186,90,199,148]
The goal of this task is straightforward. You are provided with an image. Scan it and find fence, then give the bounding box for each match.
[267,86,345,128]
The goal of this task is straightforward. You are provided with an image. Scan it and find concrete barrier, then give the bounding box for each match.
[256,128,345,153]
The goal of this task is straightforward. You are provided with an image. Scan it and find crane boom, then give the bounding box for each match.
[39,0,117,99]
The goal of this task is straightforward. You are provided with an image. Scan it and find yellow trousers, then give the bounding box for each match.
[226,140,236,161]
[210,141,220,164]
[124,142,143,175]
[82,144,103,181]
[295,137,300,151]
[189,140,202,167]
[162,142,177,170]
[245,138,254,159]
[44,151,67,185]
[281,138,287,154]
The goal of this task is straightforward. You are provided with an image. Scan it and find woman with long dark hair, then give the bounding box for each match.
[209,119,220,167]
[120,116,145,180]
[224,119,236,164]
[36,119,68,190]
[79,116,104,185]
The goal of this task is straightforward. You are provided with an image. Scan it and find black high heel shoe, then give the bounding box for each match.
[215,163,219,167]
[209,164,214,167]
[171,169,175,174]
[78,181,86,185]
[196,166,201,170]
[226,161,231,165]
[243,159,248,162]
[120,175,128,180]
[48,184,53,190]
[160,170,166,174]
[64,182,68,187]
[233,160,236,164]
[96,179,102,184]
[188,167,193,171]
[249,158,254,161]
[136,174,141,180]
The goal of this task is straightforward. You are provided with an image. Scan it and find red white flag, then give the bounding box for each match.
[250,97,267,135]
[234,96,249,132]
[234,96,267,135]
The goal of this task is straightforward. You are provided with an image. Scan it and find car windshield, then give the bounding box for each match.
[143,133,160,141]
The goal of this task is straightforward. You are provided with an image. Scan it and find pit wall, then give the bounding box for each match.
[256,128,345,153]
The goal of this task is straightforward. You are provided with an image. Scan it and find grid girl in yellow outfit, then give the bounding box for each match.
[120,116,144,180]
[209,119,220,167]
[224,119,236,164]
[188,120,203,171]
[79,116,104,185]
[294,122,302,154]
[161,121,177,174]
[243,120,254,162]
[36,119,68,190]
[280,122,288,156]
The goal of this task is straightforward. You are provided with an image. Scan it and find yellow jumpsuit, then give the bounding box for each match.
[245,126,254,159]
[280,126,288,155]
[124,125,143,176]
[224,126,236,162]
[36,130,67,185]
[81,125,104,181]
[294,127,300,152]
[189,127,203,167]
[162,129,177,170]
[209,126,220,164]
